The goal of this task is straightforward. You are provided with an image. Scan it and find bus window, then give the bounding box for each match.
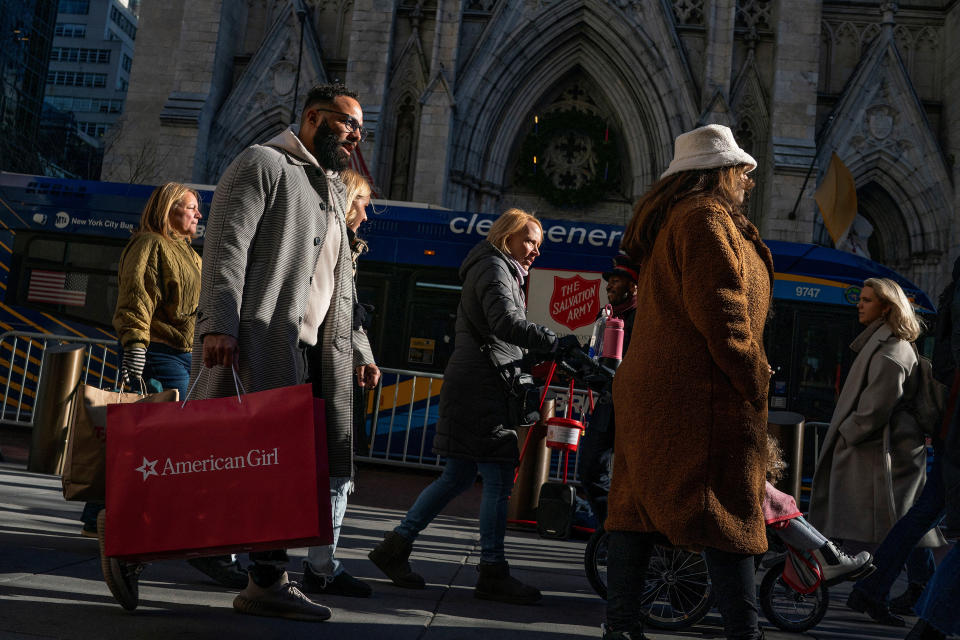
[766,302,860,422]
[399,275,460,372]
[11,232,126,329]
[356,273,391,363]
[792,311,849,421]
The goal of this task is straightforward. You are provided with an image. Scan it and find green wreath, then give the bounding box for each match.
[515,109,621,207]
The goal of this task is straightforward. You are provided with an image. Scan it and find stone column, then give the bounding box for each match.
[411,0,462,205]
[761,0,822,240]
[700,0,737,123]
[345,0,396,180]
[100,0,245,184]
[100,0,188,183]
[944,4,960,277]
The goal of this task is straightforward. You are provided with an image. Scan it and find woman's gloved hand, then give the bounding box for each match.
[120,346,146,385]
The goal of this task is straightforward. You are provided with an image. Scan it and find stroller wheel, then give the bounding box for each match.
[583,528,609,599]
[584,529,713,630]
[759,559,829,632]
[640,544,713,630]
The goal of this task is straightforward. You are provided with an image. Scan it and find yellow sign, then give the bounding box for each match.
[408,338,436,365]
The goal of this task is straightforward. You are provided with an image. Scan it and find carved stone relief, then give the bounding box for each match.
[271,60,298,96]
[735,0,771,32]
[848,84,915,163]
[672,0,704,26]
[821,18,942,100]
[465,0,496,11]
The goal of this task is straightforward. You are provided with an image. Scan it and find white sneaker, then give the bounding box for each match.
[811,541,874,584]
[232,571,332,622]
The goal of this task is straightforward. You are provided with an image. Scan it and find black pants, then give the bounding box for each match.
[578,422,614,525]
[606,530,761,639]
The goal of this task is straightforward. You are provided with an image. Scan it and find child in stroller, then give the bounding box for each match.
[762,434,875,588]
[584,435,876,633]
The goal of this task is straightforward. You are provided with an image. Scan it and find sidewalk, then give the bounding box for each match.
[0,456,919,640]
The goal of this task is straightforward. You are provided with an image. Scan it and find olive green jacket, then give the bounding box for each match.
[112,232,202,352]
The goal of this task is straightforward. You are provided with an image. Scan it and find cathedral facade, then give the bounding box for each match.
[101,0,960,293]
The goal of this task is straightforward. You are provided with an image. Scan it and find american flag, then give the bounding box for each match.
[26,270,88,307]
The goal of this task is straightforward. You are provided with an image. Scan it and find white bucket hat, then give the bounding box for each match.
[660,124,757,179]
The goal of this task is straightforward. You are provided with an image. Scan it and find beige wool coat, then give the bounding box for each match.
[808,321,942,547]
[608,199,773,555]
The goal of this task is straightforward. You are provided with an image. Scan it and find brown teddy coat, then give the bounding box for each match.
[608,198,774,555]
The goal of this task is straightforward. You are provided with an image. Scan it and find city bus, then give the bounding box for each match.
[0,171,936,489]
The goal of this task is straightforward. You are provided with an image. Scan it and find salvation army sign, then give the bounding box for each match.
[549,274,601,331]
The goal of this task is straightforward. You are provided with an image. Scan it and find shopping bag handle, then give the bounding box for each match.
[114,376,148,397]
[181,365,247,408]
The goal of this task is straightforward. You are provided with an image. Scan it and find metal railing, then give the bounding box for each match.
[807,421,830,464]
[359,367,445,470]
[357,366,592,482]
[0,331,119,427]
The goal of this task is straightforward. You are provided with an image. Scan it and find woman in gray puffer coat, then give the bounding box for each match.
[369,208,573,605]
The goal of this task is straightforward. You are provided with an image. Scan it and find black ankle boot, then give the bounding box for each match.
[601,622,648,639]
[905,619,945,640]
[889,582,925,615]
[368,531,425,589]
[846,588,905,627]
[474,561,541,605]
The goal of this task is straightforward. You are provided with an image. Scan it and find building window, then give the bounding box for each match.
[109,6,137,40]
[117,77,128,92]
[58,0,90,15]
[50,47,111,63]
[45,96,123,114]
[77,121,109,137]
[121,53,132,72]
[46,71,107,88]
[54,23,87,38]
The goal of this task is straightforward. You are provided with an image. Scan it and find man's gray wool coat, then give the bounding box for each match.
[189,135,373,478]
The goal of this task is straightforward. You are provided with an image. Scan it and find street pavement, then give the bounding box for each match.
[0,448,928,640]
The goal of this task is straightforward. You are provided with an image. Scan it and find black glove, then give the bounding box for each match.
[554,334,583,359]
[522,386,543,425]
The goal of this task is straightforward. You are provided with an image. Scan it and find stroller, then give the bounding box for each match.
[583,524,831,633]
[553,349,830,633]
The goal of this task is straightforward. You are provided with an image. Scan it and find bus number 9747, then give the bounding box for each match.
[796,286,821,298]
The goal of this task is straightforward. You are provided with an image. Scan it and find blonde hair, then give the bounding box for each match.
[864,277,924,342]
[487,208,542,255]
[341,169,372,230]
[766,434,786,483]
[136,182,199,242]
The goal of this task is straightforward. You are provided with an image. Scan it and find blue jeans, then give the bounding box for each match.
[396,458,514,564]
[305,476,353,578]
[854,451,945,600]
[142,343,191,399]
[915,545,960,635]
[606,531,761,639]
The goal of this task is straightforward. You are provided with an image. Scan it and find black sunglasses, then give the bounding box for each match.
[315,108,367,142]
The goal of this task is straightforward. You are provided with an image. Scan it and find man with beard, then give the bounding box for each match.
[192,82,379,621]
[578,254,638,526]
